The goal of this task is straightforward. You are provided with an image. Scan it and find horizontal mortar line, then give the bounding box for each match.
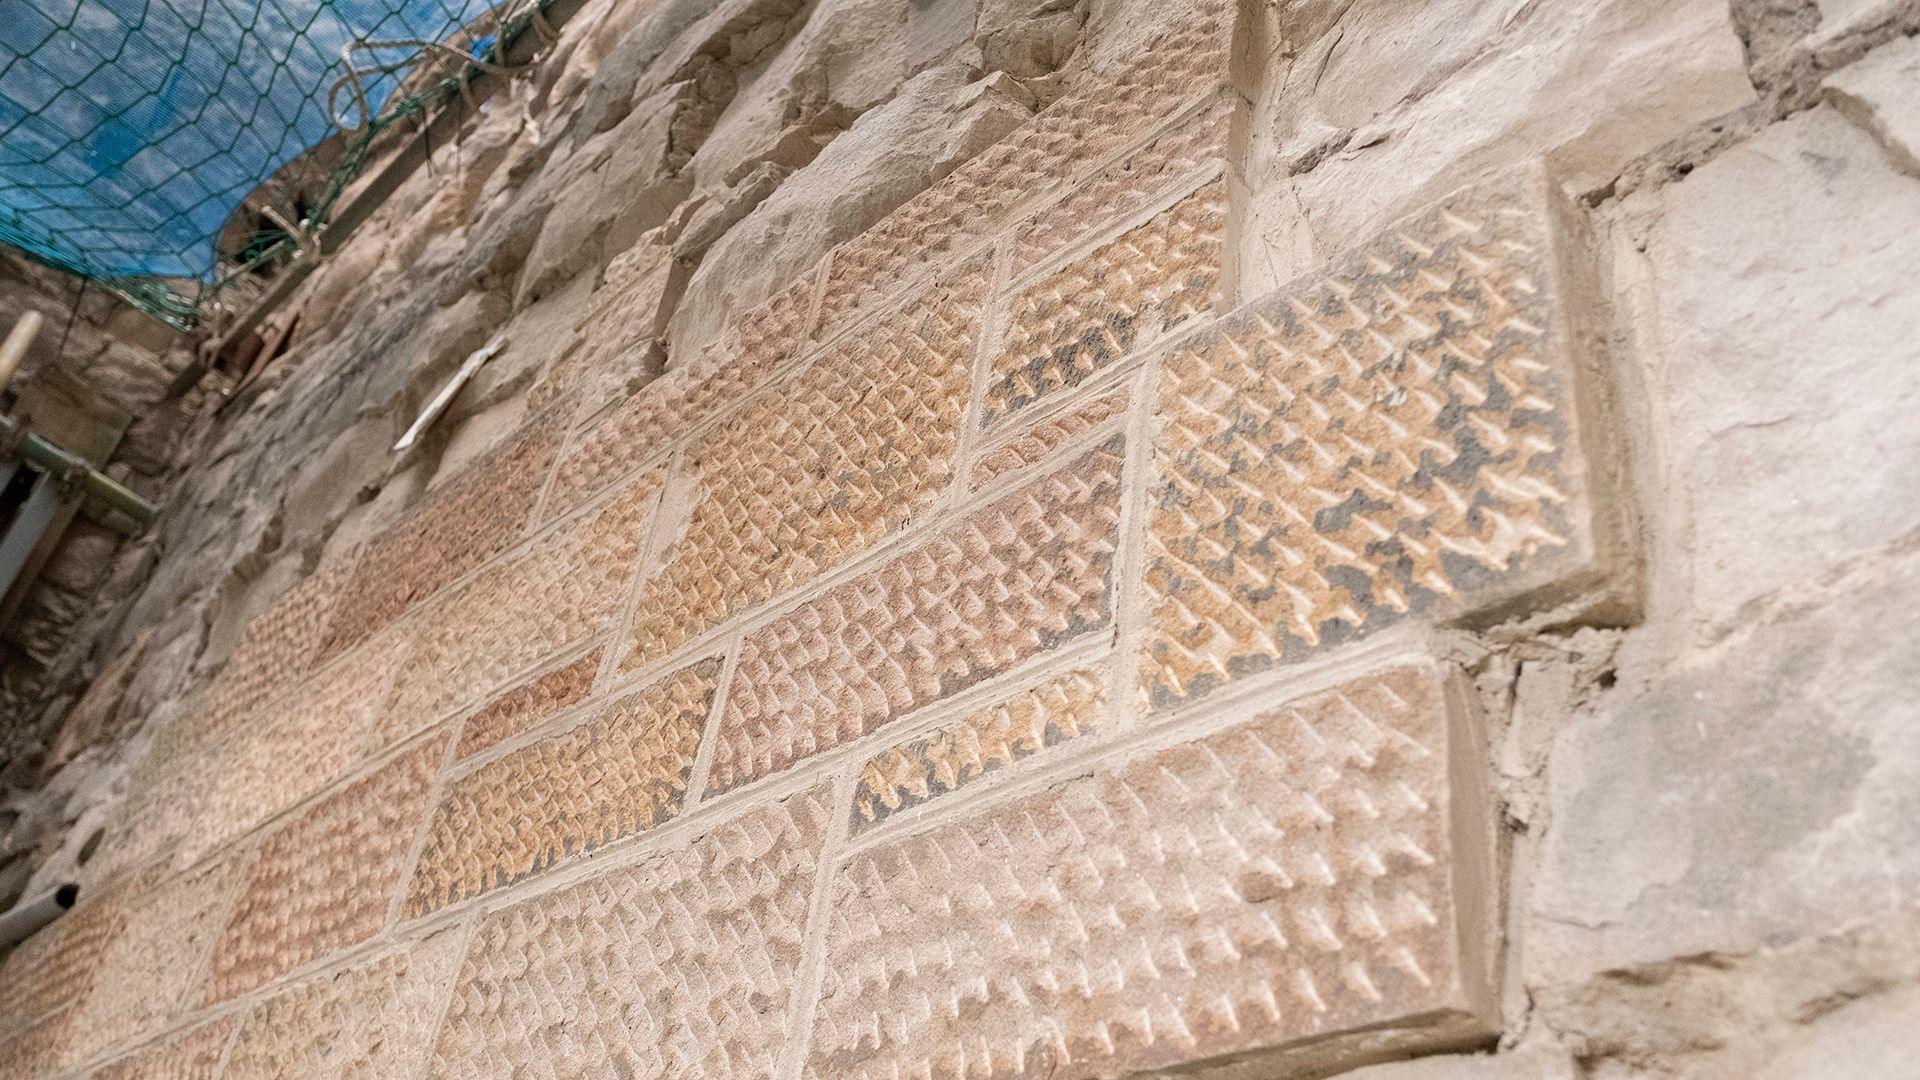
[834,648,1124,851]
[960,398,1132,499]
[388,629,1116,939]
[812,83,1231,340]
[598,426,1135,709]
[102,903,487,1078]
[831,623,1451,863]
[552,237,979,524]
[432,641,629,778]
[973,289,1223,446]
[680,629,1118,820]
[1004,157,1230,293]
[118,709,463,917]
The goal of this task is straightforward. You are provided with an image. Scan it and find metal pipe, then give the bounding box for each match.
[0,312,157,532]
[0,415,157,531]
[0,311,43,395]
[0,883,79,950]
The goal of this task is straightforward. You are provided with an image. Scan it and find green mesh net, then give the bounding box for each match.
[0,0,553,329]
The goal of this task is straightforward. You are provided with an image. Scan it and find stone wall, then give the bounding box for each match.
[2,0,1918,1077]
[0,251,201,897]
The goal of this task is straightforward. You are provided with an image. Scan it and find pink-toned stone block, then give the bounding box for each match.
[804,660,1495,1079]
[713,439,1124,795]
[207,733,449,1001]
[425,783,835,1079]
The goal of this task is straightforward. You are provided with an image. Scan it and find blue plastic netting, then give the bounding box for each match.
[0,0,520,324]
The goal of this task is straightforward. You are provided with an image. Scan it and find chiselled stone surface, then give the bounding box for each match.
[454,652,601,759]
[1014,96,1234,274]
[623,262,987,673]
[852,667,1105,835]
[970,385,1130,491]
[208,734,449,1001]
[713,441,1123,795]
[184,559,350,754]
[545,270,818,519]
[185,634,404,864]
[806,661,1491,1079]
[403,657,720,918]
[1145,174,1605,711]
[426,783,834,1079]
[224,930,464,1079]
[384,466,661,729]
[63,858,243,1067]
[0,1009,74,1080]
[0,875,136,1036]
[986,179,1226,427]
[88,1017,235,1080]
[323,408,567,659]
[816,10,1236,334]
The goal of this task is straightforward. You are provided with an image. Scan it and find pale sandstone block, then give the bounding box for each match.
[986,178,1227,427]
[223,929,465,1079]
[0,872,138,1039]
[1531,549,1920,980]
[384,465,662,728]
[852,666,1105,835]
[804,659,1496,1079]
[1013,94,1235,275]
[61,858,244,1068]
[403,656,720,918]
[425,783,835,1079]
[622,260,988,674]
[454,651,601,759]
[544,268,818,519]
[815,6,1237,334]
[322,408,568,660]
[1627,107,1920,628]
[969,384,1130,492]
[0,1009,75,1080]
[181,631,405,866]
[86,1016,236,1080]
[1824,34,1920,177]
[1144,168,1620,712]
[207,733,449,1001]
[1274,0,1754,277]
[713,439,1124,796]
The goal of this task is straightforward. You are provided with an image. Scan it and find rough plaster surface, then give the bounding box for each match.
[3,1,1919,1079]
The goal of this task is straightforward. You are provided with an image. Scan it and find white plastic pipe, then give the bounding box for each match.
[0,883,79,949]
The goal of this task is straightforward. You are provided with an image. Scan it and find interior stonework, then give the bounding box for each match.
[1,0,1918,1077]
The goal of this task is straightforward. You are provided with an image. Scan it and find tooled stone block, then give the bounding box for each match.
[851,666,1106,835]
[1013,94,1235,275]
[817,4,1238,335]
[970,384,1131,492]
[803,658,1497,1079]
[61,857,244,1068]
[1144,168,1624,712]
[712,438,1124,797]
[622,260,988,674]
[223,930,464,1079]
[986,178,1226,427]
[425,782,834,1080]
[207,733,449,1002]
[402,656,720,918]
[384,465,662,730]
[453,652,601,760]
[323,409,567,661]
[544,269,818,520]
[88,1016,235,1080]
